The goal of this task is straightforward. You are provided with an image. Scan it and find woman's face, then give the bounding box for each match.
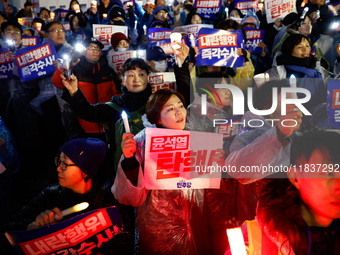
[291,37,311,58]
[155,10,167,22]
[40,10,50,20]
[299,16,312,35]
[22,29,34,36]
[72,16,80,30]
[159,95,187,130]
[230,10,241,18]
[191,14,202,24]
[214,78,231,107]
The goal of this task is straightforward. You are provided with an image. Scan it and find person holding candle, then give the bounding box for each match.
[112,89,216,254]
[3,138,134,253]
[59,43,191,177]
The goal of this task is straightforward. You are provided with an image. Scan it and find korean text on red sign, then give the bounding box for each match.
[5,207,126,255]
[244,28,265,54]
[149,72,177,93]
[14,42,58,82]
[0,48,15,80]
[196,28,244,67]
[194,0,222,19]
[144,128,223,190]
[327,79,340,128]
[234,0,258,15]
[93,24,128,50]
[265,0,296,23]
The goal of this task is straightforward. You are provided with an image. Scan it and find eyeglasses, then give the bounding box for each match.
[86,46,101,52]
[48,29,65,34]
[4,30,21,35]
[55,157,77,171]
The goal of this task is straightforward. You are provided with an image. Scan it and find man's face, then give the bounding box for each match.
[294,149,340,226]
[46,23,65,46]
[83,43,101,63]
[2,25,21,48]
[122,67,149,93]
[40,10,50,21]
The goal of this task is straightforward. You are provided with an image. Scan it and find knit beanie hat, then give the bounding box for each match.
[110,32,129,49]
[59,138,105,178]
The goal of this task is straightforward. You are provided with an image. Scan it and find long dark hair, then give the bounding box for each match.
[146,89,185,127]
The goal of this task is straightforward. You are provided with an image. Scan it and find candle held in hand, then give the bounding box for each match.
[122,111,131,133]
[55,202,89,220]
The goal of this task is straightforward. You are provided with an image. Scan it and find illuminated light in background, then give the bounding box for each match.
[75,43,84,52]
[226,227,247,255]
[289,74,297,99]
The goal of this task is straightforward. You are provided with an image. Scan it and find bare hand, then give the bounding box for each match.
[121,133,136,158]
[8,50,14,61]
[257,41,266,57]
[236,48,250,59]
[34,207,62,228]
[278,105,303,137]
[212,149,226,166]
[172,41,189,65]
[274,18,281,28]
[61,74,79,95]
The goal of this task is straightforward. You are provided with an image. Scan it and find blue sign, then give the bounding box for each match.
[0,49,15,80]
[234,0,258,15]
[244,28,265,54]
[196,28,245,68]
[13,42,58,82]
[5,207,126,255]
[327,79,340,128]
[21,36,41,47]
[194,0,222,19]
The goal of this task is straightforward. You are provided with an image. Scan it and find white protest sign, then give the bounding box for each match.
[149,72,177,93]
[107,50,146,76]
[144,128,223,190]
[265,0,296,24]
[93,24,128,50]
[18,17,34,27]
[181,24,213,38]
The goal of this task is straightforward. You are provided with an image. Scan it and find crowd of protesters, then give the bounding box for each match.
[1,0,340,254]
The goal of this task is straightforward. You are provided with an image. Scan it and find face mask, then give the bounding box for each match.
[113,20,125,26]
[154,60,167,72]
[117,47,128,52]
[185,4,193,11]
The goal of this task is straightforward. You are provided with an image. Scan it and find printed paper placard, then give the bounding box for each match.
[181,24,213,38]
[14,42,57,82]
[234,0,258,15]
[21,36,41,47]
[196,28,245,67]
[107,50,146,76]
[149,72,176,92]
[215,115,244,141]
[327,79,340,128]
[147,28,173,46]
[194,0,222,19]
[0,48,15,80]
[244,28,265,54]
[93,24,128,50]
[265,0,296,23]
[18,17,33,27]
[144,128,223,190]
[5,207,126,255]
[62,21,73,39]
[59,9,70,19]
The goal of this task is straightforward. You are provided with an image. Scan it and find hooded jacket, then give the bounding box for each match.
[52,55,120,134]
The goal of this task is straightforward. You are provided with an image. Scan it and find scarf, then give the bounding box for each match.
[276,54,317,69]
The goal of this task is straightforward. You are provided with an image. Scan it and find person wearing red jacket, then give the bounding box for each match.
[52,37,121,140]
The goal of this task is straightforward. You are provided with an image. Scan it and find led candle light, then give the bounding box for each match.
[55,202,89,220]
[226,227,247,255]
[190,34,195,47]
[143,25,147,35]
[265,73,269,82]
[122,111,131,133]
[289,74,298,99]
[134,20,137,29]
[300,7,309,19]
[170,32,182,68]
